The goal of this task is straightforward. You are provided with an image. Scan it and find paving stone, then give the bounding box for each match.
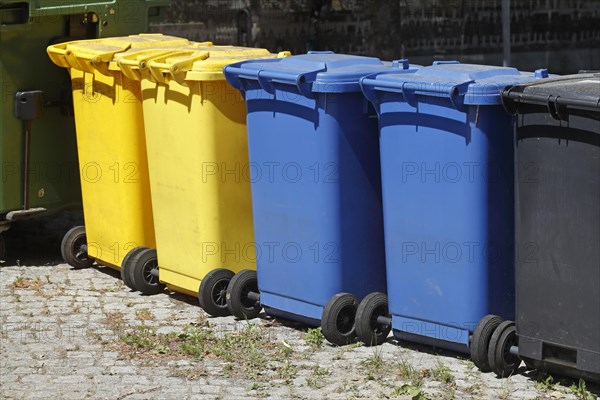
[1,257,598,399]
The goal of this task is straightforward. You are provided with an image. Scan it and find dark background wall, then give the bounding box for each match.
[150,0,600,74]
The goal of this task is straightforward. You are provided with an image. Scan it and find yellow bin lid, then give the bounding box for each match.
[115,44,290,84]
[47,34,192,76]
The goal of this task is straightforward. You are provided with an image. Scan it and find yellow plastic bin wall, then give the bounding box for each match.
[68,68,154,268]
[137,50,288,297]
[47,35,191,269]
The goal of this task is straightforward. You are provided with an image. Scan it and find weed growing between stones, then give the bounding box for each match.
[570,379,596,400]
[306,365,331,389]
[431,361,455,385]
[10,276,45,295]
[106,322,297,381]
[390,379,426,400]
[360,347,385,381]
[303,327,325,350]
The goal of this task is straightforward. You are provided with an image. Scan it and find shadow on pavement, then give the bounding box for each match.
[0,210,84,268]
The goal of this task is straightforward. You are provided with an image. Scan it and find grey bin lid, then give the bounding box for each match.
[502,73,600,115]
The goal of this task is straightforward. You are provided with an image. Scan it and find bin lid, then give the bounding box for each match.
[115,45,288,84]
[47,34,192,75]
[360,61,550,105]
[186,51,288,82]
[223,52,420,94]
[502,73,600,115]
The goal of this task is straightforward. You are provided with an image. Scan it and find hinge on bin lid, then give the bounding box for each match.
[307,51,335,55]
[535,69,549,79]
[547,95,568,121]
[500,86,520,115]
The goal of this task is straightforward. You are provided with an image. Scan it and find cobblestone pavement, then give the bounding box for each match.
[1,213,599,400]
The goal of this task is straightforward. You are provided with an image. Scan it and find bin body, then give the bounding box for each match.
[0,0,168,236]
[135,50,279,296]
[503,73,600,381]
[225,54,416,325]
[361,62,548,352]
[47,34,187,268]
[69,68,155,267]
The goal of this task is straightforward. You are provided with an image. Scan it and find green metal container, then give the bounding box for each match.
[0,0,170,259]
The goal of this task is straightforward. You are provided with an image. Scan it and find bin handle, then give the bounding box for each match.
[223,63,256,92]
[223,66,322,97]
[223,52,291,93]
[47,44,72,69]
[116,49,198,81]
[145,51,210,84]
[257,69,310,96]
[115,49,181,80]
[360,76,472,110]
[502,87,600,118]
[117,56,147,81]
[65,48,125,76]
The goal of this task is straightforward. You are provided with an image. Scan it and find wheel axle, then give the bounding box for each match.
[376,315,392,326]
[247,291,260,303]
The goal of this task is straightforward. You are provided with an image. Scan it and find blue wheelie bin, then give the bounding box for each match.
[356,62,549,367]
[223,53,419,345]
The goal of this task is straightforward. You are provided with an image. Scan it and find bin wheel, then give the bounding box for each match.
[488,320,521,378]
[128,248,165,295]
[226,269,261,320]
[120,246,150,290]
[355,292,390,346]
[61,226,94,269]
[198,268,234,317]
[321,293,359,346]
[470,314,503,372]
[0,233,5,260]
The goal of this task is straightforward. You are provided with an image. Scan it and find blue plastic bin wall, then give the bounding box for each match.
[224,54,418,333]
[360,62,549,353]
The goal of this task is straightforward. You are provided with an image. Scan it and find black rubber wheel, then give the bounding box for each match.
[470,314,503,372]
[0,233,5,260]
[488,320,521,378]
[198,268,234,317]
[321,292,359,346]
[120,246,149,290]
[226,269,261,320]
[355,292,391,346]
[61,226,94,269]
[128,248,165,295]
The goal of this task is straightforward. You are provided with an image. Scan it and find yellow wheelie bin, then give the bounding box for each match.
[46,34,192,292]
[115,46,289,315]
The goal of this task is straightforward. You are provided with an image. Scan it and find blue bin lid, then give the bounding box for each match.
[224,51,420,94]
[360,61,549,106]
